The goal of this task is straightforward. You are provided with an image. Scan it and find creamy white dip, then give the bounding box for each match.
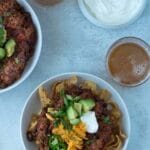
[84,0,145,25]
[81,111,99,133]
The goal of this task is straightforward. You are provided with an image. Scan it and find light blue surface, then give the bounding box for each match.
[0,0,150,149]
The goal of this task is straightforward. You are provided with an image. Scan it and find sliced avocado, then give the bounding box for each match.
[74,96,81,101]
[67,106,78,120]
[70,118,80,125]
[0,28,7,46]
[5,39,16,57]
[74,103,82,115]
[79,99,95,112]
[0,48,6,60]
[66,94,73,100]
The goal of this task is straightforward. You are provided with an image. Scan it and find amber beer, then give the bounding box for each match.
[107,38,150,86]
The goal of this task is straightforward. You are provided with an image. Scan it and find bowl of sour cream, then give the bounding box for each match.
[78,0,146,28]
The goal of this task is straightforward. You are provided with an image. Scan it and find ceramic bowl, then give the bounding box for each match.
[0,0,42,93]
[21,72,130,150]
[78,0,146,29]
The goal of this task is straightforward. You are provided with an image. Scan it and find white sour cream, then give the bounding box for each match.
[84,0,145,26]
[81,111,99,133]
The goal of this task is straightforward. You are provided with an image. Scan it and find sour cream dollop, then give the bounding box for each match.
[83,0,145,26]
[81,111,99,133]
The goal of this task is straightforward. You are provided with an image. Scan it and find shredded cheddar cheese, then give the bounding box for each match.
[52,122,87,150]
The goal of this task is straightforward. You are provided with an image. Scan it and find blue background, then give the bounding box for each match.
[0,0,150,149]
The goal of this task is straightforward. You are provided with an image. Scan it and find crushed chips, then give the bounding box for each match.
[38,86,52,107]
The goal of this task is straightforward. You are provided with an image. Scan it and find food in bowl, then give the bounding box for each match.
[26,76,126,150]
[78,0,146,28]
[0,0,37,88]
[107,37,150,86]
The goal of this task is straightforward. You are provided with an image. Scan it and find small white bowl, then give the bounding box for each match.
[78,0,146,29]
[21,72,130,150]
[0,0,42,93]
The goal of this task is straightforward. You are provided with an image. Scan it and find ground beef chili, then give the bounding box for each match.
[0,0,36,88]
[27,108,50,150]
[66,85,113,150]
[27,84,114,150]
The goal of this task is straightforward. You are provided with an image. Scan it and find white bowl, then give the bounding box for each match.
[21,72,131,150]
[0,0,42,93]
[78,0,146,29]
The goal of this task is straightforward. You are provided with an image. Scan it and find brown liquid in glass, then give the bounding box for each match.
[108,43,150,85]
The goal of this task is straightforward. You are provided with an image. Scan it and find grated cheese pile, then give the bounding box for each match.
[52,122,87,150]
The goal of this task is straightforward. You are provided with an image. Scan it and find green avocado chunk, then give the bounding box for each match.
[0,28,7,46]
[70,118,80,125]
[67,106,78,120]
[74,103,82,115]
[5,39,16,57]
[0,48,6,60]
[79,99,95,112]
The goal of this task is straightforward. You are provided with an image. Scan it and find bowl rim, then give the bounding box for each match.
[106,37,150,87]
[20,72,131,150]
[0,0,42,93]
[78,0,146,29]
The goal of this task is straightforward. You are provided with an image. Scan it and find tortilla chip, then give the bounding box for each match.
[80,80,97,92]
[27,114,38,131]
[65,76,78,85]
[38,86,52,107]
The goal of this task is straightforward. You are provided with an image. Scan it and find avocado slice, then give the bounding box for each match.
[70,118,80,125]
[0,48,6,60]
[5,39,16,57]
[79,99,95,112]
[74,103,82,115]
[67,106,78,120]
[0,28,7,47]
[66,94,73,100]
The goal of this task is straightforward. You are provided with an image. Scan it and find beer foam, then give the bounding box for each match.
[133,63,148,76]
